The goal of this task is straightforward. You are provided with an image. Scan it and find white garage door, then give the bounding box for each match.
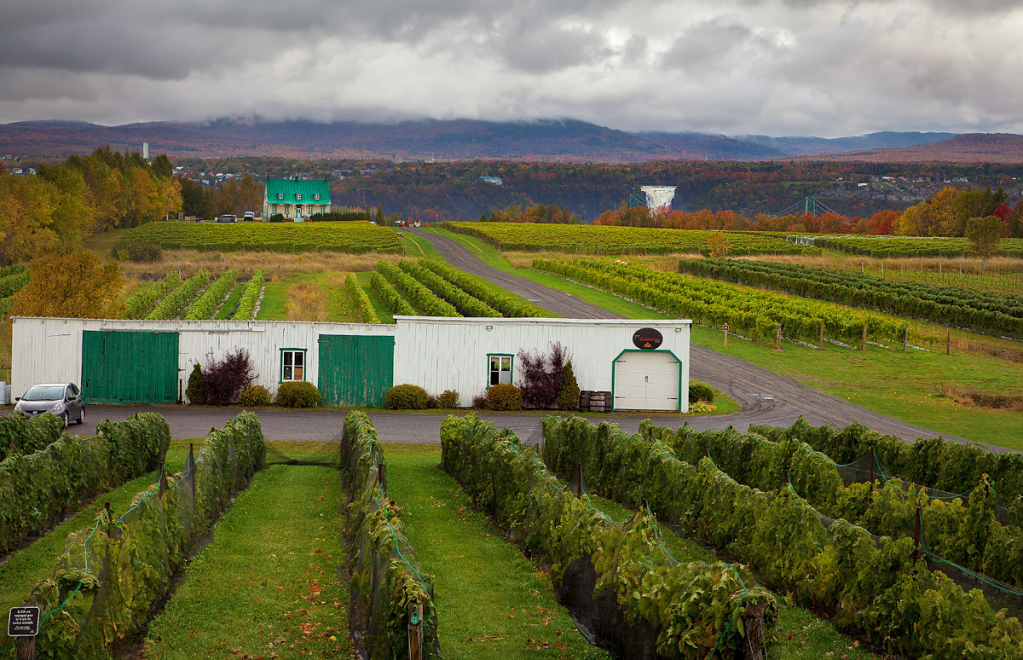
[614,351,680,411]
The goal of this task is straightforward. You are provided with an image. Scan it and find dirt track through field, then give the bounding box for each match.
[408,228,980,449]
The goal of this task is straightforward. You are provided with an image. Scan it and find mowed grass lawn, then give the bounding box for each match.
[429,228,1023,451]
[384,443,613,660]
[144,464,350,660]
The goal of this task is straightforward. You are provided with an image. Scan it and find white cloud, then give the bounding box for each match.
[0,0,1022,135]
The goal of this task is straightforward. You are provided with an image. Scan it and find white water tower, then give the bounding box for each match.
[142,142,149,160]
[641,186,676,210]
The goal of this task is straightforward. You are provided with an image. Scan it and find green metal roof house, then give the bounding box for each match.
[262,178,331,221]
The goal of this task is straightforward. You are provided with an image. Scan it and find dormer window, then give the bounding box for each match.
[295,193,302,201]
[277,193,284,200]
[313,194,320,201]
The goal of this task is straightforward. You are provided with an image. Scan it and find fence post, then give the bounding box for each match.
[903,327,908,352]
[868,447,875,492]
[188,443,196,503]
[156,462,167,498]
[15,636,34,660]
[860,324,866,351]
[775,324,782,350]
[576,463,583,499]
[723,324,728,349]
[408,602,424,660]
[912,506,922,562]
[946,327,951,356]
[819,323,824,350]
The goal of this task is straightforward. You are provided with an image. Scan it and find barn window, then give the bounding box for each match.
[281,349,307,382]
[314,193,320,201]
[488,354,512,386]
[277,193,284,200]
[296,193,302,201]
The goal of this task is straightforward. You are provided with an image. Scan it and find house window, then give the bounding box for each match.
[314,193,320,201]
[277,193,284,200]
[489,355,512,386]
[281,349,306,382]
[295,193,302,201]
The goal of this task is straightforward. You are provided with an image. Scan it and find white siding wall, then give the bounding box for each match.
[393,317,690,411]
[13,316,691,411]
[11,317,395,402]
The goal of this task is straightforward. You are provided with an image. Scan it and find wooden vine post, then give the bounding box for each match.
[408,602,424,660]
[911,506,922,562]
[903,327,909,352]
[576,464,583,499]
[946,327,951,356]
[15,633,35,660]
[860,324,867,351]
[819,323,824,350]
[775,324,782,350]
[723,323,728,349]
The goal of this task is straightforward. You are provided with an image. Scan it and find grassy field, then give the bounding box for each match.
[384,443,613,660]
[385,443,871,660]
[429,228,1023,451]
[144,464,350,660]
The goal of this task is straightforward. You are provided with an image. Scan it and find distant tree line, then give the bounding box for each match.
[0,146,181,264]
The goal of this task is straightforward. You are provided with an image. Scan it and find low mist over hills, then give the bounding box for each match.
[0,118,996,162]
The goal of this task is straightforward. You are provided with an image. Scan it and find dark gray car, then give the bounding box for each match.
[14,383,86,428]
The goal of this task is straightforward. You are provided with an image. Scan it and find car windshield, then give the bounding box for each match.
[23,385,65,401]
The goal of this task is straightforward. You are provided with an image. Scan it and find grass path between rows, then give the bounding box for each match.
[428,227,1023,451]
[0,439,191,619]
[385,443,613,660]
[144,464,350,660]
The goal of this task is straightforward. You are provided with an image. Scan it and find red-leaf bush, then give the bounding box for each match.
[516,342,569,409]
[202,349,257,405]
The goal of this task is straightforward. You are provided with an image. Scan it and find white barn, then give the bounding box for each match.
[12,316,690,412]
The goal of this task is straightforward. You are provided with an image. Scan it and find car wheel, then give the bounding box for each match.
[78,408,86,425]
[61,413,69,429]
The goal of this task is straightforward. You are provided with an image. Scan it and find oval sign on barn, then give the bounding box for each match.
[632,327,663,350]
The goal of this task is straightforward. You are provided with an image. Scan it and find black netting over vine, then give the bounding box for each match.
[264,437,343,466]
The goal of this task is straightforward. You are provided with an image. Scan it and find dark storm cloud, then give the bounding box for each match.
[0,0,1021,135]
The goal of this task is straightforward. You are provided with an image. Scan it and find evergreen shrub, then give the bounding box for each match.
[384,384,429,410]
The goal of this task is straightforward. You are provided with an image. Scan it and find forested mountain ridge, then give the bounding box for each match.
[0,118,964,163]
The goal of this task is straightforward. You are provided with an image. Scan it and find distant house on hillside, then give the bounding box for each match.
[262,178,331,221]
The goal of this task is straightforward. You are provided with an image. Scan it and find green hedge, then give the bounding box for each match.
[124,272,182,319]
[233,270,264,320]
[542,415,1023,659]
[182,269,239,320]
[145,269,211,320]
[21,413,264,658]
[443,413,776,659]
[346,273,380,323]
[0,271,29,298]
[418,259,546,318]
[398,259,500,317]
[370,271,416,317]
[339,411,440,659]
[678,258,1023,338]
[377,261,458,317]
[748,418,1023,504]
[534,258,909,347]
[0,413,168,555]
[0,412,64,464]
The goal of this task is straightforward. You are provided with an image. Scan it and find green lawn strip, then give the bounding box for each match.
[384,443,612,660]
[395,228,444,259]
[0,441,190,618]
[83,227,131,255]
[355,271,395,323]
[257,280,290,320]
[580,492,872,659]
[144,464,350,660]
[214,283,245,320]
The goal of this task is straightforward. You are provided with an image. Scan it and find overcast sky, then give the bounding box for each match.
[1,0,1021,137]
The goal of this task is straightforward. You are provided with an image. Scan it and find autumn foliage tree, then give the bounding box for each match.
[9,250,124,319]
